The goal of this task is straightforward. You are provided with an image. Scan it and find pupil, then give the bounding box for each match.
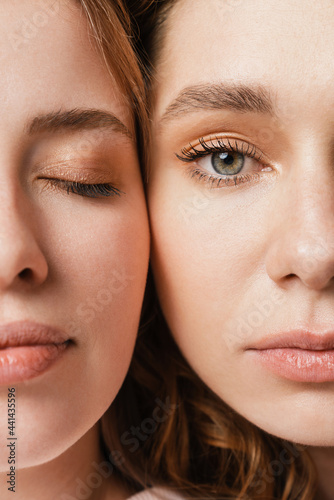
[220,152,234,165]
[211,151,244,175]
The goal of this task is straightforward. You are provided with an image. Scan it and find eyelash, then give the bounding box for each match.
[43,178,123,198]
[176,137,269,188]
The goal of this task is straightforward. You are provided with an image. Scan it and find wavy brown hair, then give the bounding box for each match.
[101,1,319,499]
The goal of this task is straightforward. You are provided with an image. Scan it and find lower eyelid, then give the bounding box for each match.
[186,164,275,189]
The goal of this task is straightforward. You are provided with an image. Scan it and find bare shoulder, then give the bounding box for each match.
[127,487,185,500]
[102,478,184,500]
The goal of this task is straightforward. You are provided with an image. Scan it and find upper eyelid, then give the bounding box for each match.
[34,162,115,184]
[176,136,267,163]
[42,178,123,198]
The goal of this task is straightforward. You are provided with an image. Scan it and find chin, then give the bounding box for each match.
[244,410,334,448]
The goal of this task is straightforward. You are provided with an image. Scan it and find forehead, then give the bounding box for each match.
[155,0,334,117]
[0,0,130,132]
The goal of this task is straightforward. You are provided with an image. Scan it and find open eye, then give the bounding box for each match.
[176,137,272,188]
[201,150,245,176]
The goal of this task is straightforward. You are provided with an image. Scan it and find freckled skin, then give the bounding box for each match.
[0,1,149,499]
[149,0,334,451]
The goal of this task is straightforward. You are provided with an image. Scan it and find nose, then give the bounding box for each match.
[0,191,48,290]
[265,160,334,291]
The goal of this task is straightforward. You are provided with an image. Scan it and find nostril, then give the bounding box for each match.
[18,268,33,281]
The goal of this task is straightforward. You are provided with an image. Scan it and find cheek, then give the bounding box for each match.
[9,191,149,470]
[149,172,334,445]
[45,195,149,371]
[42,192,148,319]
[149,169,269,349]
[148,168,281,394]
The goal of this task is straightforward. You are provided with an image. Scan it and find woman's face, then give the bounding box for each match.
[0,0,149,469]
[148,0,334,446]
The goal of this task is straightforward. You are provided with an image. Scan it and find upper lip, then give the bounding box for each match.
[248,329,334,351]
[0,321,69,348]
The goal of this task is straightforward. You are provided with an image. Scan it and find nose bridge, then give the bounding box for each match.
[265,156,334,291]
[0,183,48,289]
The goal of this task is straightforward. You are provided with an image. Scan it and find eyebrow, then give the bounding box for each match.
[27,108,132,138]
[159,83,274,125]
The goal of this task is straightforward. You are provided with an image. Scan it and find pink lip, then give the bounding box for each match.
[0,321,70,385]
[247,330,334,383]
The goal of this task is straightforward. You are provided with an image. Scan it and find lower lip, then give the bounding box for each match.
[0,343,69,385]
[250,348,334,382]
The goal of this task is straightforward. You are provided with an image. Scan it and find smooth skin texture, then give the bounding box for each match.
[148,0,334,498]
[0,1,149,499]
